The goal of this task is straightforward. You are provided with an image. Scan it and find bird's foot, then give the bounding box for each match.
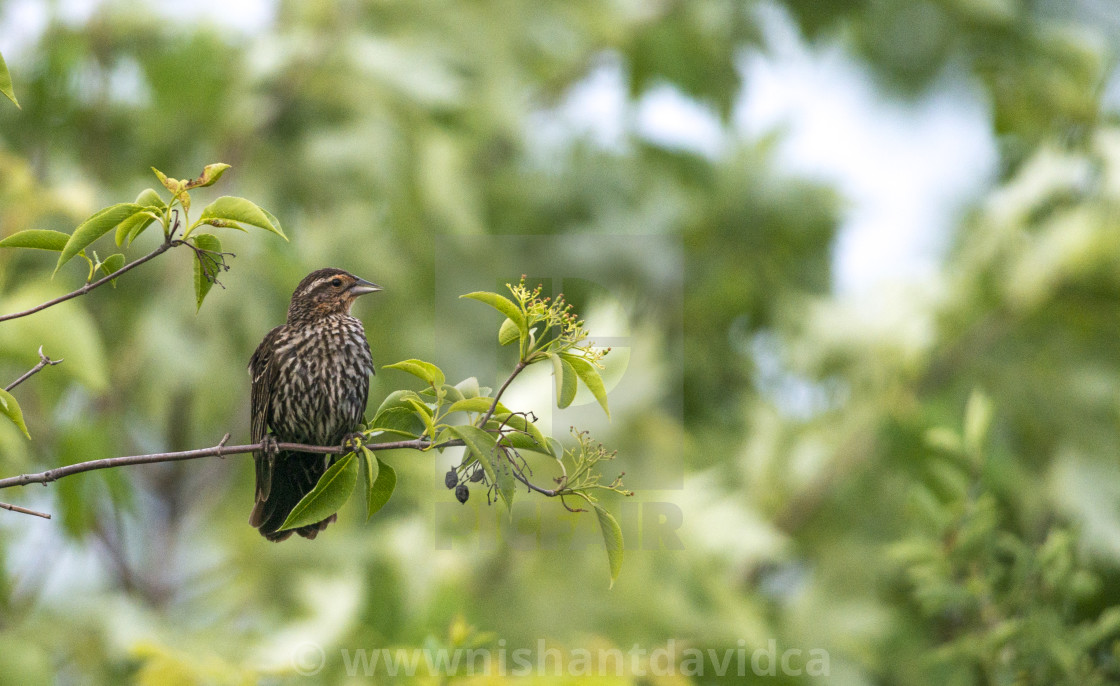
[261,434,280,458]
[341,432,365,454]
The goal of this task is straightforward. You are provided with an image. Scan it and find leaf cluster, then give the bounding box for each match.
[272,280,629,584]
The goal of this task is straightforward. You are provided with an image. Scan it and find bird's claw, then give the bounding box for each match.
[341,432,365,454]
[261,434,280,458]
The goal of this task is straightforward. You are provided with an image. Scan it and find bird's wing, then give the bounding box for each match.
[249,325,284,501]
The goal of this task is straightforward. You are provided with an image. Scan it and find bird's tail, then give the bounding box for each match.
[250,451,337,541]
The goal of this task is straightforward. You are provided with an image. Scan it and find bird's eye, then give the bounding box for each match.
[331,278,343,288]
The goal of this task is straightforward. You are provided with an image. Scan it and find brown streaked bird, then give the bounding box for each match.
[249,268,381,541]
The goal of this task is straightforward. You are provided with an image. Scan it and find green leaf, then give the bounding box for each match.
[924,427,962,454]
[364,452,396,519]
[454,376,480,398]
[421,383,464,403]
[260,206,284,238]
[498,430,550,455]
[447,425,499,483]
[495,461,516,511]
[98,253,125,287]
[151,167,180,193]
[197,196,287,240]
[116,211,160,247]
[384,359,446,387]
[183,163,231,189]
[373,389,424,417]
[279,453,358,531]
[191,233,222,311]
[594,504,624,588]
[369,407,423,438]
[447,397,507,415]
[963,389,992,456]
[561,354,610,418]
[115,189,165,245]
[460,292,526,338]
[0,229,71,251]
[55,203,143,274]
[0,51,19,108]
[405,397,434,418]
[492,412,552,455]
[0,388,30,439]
[361,446,379,491]
[549,353,577,409]
[498,317,520,346]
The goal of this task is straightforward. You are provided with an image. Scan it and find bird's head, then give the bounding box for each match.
[287,268,382,322]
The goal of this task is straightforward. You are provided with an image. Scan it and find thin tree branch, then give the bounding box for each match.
[0,501,50,518]
[477,360,527,428]
[0,436,464,491]
[0,239,176,323]
[4,346,63,393]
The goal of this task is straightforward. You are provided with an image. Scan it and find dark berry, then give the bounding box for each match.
[445,468,458,489]
[455,483,469,503]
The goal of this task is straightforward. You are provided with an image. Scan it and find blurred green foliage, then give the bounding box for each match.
[1,0,1120,684]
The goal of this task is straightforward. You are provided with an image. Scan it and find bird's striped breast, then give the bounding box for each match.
[268,314,373,445]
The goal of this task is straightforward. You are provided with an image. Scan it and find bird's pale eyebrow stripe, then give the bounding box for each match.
[299,276,343,294]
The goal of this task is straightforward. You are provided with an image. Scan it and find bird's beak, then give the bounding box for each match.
[348,277,383,296]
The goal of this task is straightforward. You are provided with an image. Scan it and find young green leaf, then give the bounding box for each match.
[460,292,526,336]
[594,504,624,588]
[447,396,508,415]
[492,412,552,455]
[561,354,610,418]
[278,453,358,531]
[0,388,30,439]
[360,446,379,491]
[151,167,181,192]
[963,389,993,457]
[549,353,577,409]
[196,196,287,240]
[0,51,19,108]
[369,407,423,438]
[447,425,499,483]
[373,389,425,417]
[495,461,516,511]
[365,453,396,519]
[115,188,165,245]
[55,203,143,274]
[384,359,446,387]
[260,207,284,238]
[454,376,480,398]
[498,317,520,346]
[191,233,223,311]
[99,253,125,287]
[420,383,464,403]
[498,430,550,455]
[183,163,231,189]
[0,229,71,251]
[115,211,160,247]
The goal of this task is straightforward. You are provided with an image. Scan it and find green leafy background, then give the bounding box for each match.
[2,1,1120,684]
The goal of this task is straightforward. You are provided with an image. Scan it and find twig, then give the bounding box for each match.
[4,346,63,393]
[509,467,560,497]
[0,501,51,519]
[0,436,464,491]
[477,361,527,428]
[0,240,176,323]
